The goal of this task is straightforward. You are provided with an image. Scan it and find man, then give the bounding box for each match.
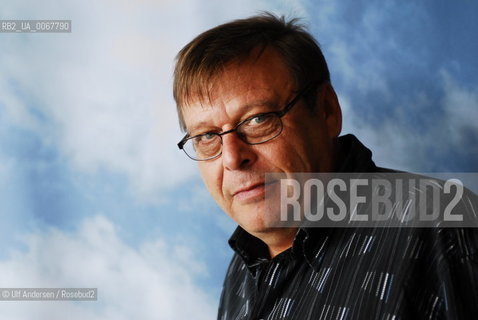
[173,13,478,319]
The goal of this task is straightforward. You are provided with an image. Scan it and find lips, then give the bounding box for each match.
[231,180,279,202]
[232,182,264,197]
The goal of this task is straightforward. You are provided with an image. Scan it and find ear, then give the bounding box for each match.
[318,83,342,138]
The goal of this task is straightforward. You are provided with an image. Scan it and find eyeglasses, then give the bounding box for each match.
[177,83,315,161]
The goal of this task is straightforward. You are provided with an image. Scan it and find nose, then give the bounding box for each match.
[221,132,257,170]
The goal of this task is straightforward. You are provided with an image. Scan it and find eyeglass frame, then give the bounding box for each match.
[177,81,317,161]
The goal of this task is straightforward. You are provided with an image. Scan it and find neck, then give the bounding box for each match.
[254,227,298,259]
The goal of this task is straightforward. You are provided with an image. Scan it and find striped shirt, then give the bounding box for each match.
[217,135,478,319]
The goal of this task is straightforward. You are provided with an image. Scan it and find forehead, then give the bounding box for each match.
[216,47,293,88]
[181,48,295,131]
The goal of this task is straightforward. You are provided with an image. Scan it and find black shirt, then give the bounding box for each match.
[217,135,478,319]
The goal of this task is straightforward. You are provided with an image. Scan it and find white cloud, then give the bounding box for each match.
[441,71,478,146]
[0,216,216,320]
[0,154,14,186]
[338,70,478,171]
[301,1,477,171]
[177,182,236,235]
[0,0,305,204]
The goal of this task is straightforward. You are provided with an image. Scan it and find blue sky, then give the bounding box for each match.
[1,0,477,318]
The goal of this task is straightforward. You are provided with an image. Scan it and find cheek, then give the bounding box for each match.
[269,123,328,171]
[199,163,224,198]
[257,138,301,170]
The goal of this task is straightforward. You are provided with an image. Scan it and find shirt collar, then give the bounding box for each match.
[228,134,378,273]
[335,134,377,173]
[228,226,335,274]
[228,227,270,275]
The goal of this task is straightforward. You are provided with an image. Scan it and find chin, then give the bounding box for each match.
[231,203,283,235]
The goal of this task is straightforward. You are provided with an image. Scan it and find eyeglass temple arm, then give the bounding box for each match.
[178,134,189,149]
[280,81,317,116]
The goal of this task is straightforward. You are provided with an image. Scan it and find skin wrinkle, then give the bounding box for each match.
[181,47,342,258]
[188,99,281,135]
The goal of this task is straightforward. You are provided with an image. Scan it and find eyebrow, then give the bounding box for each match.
[186,99,280,134]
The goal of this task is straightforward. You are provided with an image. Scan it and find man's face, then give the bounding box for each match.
[181,48,341,237]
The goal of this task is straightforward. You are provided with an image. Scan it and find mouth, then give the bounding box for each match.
[232,180,279,202]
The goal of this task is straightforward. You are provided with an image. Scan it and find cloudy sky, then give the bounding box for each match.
[1,0,477,318]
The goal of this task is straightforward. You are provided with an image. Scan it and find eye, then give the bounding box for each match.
[250,114,270,125]
[194,132,217,143]
[203,132,216,140]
